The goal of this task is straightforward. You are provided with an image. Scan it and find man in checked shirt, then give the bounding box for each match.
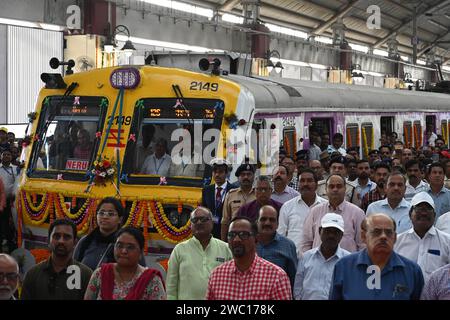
[206,216,292,300]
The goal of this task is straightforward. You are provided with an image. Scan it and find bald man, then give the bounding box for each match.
[0,253,19,300]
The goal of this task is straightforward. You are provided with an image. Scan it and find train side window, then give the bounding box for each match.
[282,127,296,159]
[346,123,359,148]
[252,119,266,166]
[413,121,422,149]
[443,120,449,146]
[403,121,413,149]
[361,123,374,159]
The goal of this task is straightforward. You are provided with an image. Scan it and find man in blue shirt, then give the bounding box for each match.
[329,213,424,300]
[294,213,350,300]
[427,162,450,218]
[256,205,297,288]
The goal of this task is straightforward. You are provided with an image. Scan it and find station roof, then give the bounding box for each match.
[113,0,450,65]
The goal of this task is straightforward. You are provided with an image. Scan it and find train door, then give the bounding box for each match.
[309,118,333,150]
[380,116,394,136]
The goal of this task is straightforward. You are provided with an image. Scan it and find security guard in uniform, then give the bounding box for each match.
[220,163,256,241]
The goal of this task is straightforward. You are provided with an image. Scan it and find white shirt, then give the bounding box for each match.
[140,153,171,176]
[395,226,450,282]
[277,194,326,257]
[405,180,429,202]
[0,164,18,198]
[436,211,450,234]
[293,246,350,300]
[215,182,228,203]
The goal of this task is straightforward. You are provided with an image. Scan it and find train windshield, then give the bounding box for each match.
[123,98,225,187]
[28,96,107,180]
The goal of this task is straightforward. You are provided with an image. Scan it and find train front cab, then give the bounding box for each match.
[16,65,249,269]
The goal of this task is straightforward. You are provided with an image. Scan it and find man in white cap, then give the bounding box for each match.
[395,192,450,282]
[293,213,350,300]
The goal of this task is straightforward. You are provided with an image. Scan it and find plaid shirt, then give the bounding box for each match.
[288,175,298,191]
[206,255,292,300]
[361,188,386,213]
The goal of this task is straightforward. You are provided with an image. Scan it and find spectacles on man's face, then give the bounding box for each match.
[227,231,254,240]
[191,216,211,224]
[97,210,118,217]
[368,228,395,238]
[114,242,139,252]
[0,272,19,282]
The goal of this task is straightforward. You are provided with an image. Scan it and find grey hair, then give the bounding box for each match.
[255,175,271,185]
[0,253,19,273]
[191,206,213,220]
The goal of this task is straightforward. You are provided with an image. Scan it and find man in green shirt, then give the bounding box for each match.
[21,219,92,300]
[166,206,232,299]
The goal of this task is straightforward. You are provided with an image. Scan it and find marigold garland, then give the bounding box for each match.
[148,200,191,244]
[55,193,90,220]
[362,127,368,158]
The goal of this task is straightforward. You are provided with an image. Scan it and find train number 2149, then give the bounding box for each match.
[189,82,219,92]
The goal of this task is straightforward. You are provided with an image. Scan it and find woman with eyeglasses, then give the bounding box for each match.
[73,197,126,270]
[84,226,166,300]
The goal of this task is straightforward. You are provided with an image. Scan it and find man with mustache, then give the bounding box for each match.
[404,160,429,201]
[278,168,326,257]
[352,159,376,207]
[206,216,292,299]
[166,207,232,299]
[301,174,365,253]
[236,176,282,223]
[395,192,450,282]
[361,162,390,212]
[271,165,299,204]
[427,162,450,218]
[221,163,256,241]
[294,213,350,300]
[256,205,297,289]
[21,219,92,299]
[0,253,19,300]
[330,213,424,300]
[366,172,412,233]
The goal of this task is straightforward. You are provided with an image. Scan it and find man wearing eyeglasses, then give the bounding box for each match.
[206,216,292,300]
[166,207,232,300]
[0,253,19,300]
[235,176,282,223]
[329,213,424,300]
[394,192,450,282]
[21,219,92,299]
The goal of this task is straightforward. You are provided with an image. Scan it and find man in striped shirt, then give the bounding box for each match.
[206,216,292,300]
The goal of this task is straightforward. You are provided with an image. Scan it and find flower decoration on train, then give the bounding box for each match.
[27,112,37,123]
[90,157,116,186]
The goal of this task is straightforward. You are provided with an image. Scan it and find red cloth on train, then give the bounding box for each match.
[100,263,164,300]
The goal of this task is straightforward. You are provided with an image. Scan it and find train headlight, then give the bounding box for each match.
[110,67,140,89]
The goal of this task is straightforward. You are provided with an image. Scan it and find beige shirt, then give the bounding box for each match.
[221,187,256,225]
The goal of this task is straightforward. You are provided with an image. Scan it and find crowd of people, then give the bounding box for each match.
[2,127,450,300]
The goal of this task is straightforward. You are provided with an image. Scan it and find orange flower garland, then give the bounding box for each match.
[143,200,149,254]
[148,200,191,244]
